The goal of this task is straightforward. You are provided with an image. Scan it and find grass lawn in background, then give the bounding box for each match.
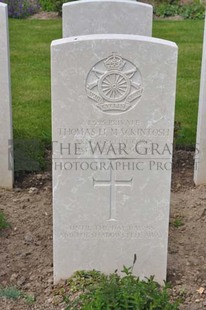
[9,19,61,170]
[9,19,61,143]
[9,19,204,170]
[153,20,204,146]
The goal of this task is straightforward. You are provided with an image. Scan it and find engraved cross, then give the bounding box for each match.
[93,169,133,221]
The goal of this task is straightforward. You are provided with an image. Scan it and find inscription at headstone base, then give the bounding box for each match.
[63,0,153,37]
[0,3,13,189]
[52,34,178,284]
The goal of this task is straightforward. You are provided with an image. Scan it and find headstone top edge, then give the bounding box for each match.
[0,2,7,8]
[51,34,177,49]
[63,0,153,9]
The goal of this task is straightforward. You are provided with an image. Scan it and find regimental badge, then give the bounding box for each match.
[86,53,143,114]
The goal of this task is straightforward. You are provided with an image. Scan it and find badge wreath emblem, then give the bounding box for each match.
[86,53,143,114]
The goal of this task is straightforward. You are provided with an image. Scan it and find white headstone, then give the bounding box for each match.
[194,16,206,185]
[0,3,13,189]
[52,34,178,284]
[63,0,153,38]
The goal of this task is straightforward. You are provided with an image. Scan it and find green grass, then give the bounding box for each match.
[0,287,35,304]
[153,20,204,145]
[0,287,22,299]
[9,19,204,170]
[0,211,10,231]
[9,19,61,170]
[9,19,61,143]
[172,218,184,228]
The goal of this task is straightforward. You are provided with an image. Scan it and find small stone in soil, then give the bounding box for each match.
[28,187,38,194]
[24,233,33,243]
[17,276,26,286]
[14,188,21,192]
[10,273,18,282]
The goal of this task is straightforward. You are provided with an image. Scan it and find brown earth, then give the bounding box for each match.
[29,11,60,20]
[0,150,206,309]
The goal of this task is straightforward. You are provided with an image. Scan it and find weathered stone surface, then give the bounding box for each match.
[51,34,178,284]
[63,0,153,37]
[194,17,206,185]
[0,3,13,189]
